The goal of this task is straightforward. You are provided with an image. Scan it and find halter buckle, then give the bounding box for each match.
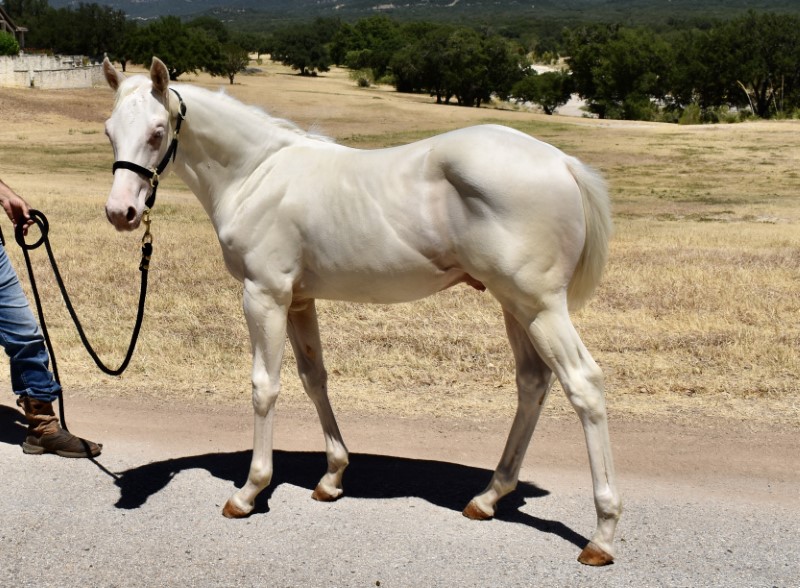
[141,208,153,246]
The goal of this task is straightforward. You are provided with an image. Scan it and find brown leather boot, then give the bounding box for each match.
[16,396,102,458]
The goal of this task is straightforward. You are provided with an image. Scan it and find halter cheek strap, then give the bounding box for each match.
[111,87,187,210]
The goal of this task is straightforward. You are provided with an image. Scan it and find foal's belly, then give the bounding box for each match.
[295,265,471,304]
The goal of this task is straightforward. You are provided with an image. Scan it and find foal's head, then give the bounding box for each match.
[102,57,173,231]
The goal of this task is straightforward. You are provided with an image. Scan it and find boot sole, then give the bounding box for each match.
[22,441,102,458]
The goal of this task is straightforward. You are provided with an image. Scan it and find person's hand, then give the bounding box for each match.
[0,191,34,236]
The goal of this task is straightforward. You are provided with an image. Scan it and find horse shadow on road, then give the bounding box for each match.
[0,403,587,549]
[112,447,589,550]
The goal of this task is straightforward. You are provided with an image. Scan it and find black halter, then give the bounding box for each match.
[111,87,186,210]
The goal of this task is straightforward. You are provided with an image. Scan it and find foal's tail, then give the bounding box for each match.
[565,157,613,311]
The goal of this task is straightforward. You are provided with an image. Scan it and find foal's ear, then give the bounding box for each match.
[103,57,125,91]
[150,56,170,96]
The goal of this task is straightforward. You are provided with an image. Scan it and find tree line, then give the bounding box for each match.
[566,13,800,121]
[269,12,800,121]
[2,0,259,83]
[3,1,800,121]
[270,17,531,108]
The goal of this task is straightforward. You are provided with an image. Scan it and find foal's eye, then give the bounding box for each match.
[148,128,165,146]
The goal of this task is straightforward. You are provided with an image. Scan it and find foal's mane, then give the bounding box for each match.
[115,75,332,143]
[208,88,333,143]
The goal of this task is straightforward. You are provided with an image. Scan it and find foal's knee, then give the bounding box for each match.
[251,375,280,415]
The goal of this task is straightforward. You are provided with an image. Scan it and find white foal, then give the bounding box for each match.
[102,57,621,565]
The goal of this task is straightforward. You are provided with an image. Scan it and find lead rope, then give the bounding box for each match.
[12,209,154,430]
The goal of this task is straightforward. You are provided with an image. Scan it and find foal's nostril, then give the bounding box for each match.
[126,207,136,222]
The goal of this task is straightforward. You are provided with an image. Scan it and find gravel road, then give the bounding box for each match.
[1,396,798,588]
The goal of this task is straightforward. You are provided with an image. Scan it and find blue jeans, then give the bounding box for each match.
[0,243,61,402]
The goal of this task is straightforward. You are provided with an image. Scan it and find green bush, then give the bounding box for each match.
[702,106,743,124]
[349,68,374,88]
[678,103,702,125]
[0,32,20,56]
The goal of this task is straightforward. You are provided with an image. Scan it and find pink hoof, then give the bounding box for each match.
[222,500,250,519]
[311,484,341,502]
[462,500,493,521]
[577,542,614,566]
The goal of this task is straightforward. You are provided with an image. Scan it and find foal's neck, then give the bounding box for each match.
[171,87,309,215]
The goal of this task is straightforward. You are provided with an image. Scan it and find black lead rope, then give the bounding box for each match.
[13,211,153,429]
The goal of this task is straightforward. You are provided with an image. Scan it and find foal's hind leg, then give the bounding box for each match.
[287,301,349,502]
[525,305,621,566]
[464,309,553,520]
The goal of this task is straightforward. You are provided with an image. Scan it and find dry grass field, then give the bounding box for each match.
[0,60,798,427]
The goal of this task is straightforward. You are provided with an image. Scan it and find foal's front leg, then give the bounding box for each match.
[223,283,289,518]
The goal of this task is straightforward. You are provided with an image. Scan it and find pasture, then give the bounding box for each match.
[0,59,798,427]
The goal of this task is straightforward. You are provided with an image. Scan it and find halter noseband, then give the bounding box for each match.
[111,87,186,210]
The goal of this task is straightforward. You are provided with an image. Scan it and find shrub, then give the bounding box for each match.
[0,32,20,57]
[350,68,374,88]
[678,103,702,125]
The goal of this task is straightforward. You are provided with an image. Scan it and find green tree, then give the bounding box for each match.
[6,0,126,57]
[329,21,355,66]
[512,70,574,115]
[390,24,453,99]
[208,43,250,85]
[112,20,139,72]
[439,29,525,107]
[567,25,671,119]
[0,31,20,55]
[333,15,403,80]
[660,12,800,119]
[187,16,229,44]
[390,24,525,107]
[127,16,219,80]
[3,0,49,23]
[441,28,489,106]
[699,11,800,117]
[661,28,708,111]
[564,24,611,116]
[58,3,127,57]
[4,0,50,52]
[232,31,270,60]
[269,20,332,76]
[482,34,527,102]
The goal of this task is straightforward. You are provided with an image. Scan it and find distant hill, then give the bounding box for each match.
[46,0,800,28]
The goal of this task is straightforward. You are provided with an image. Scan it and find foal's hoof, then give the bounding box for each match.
[462,500,493,521]
[311,484,342,502]
[222,499,250,519]
[577,542,615,566]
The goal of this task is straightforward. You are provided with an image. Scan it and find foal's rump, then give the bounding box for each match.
[423,124,611,309]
